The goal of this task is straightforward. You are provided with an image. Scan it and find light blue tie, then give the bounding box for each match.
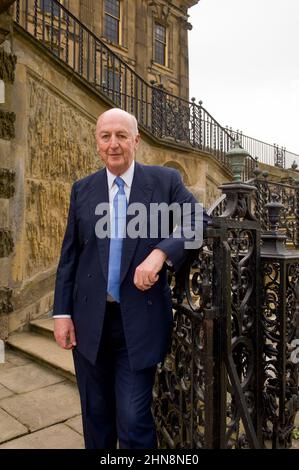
[107,177,127,302]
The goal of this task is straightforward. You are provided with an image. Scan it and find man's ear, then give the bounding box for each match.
[134,133,141,147]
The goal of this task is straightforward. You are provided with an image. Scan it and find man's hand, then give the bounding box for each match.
[134,248,167,291]
[54,318,77,350]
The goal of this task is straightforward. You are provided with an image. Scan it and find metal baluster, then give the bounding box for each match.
[58,2,61,59]
[79,27,83,75]
[16,0,20,23]
[145,84,149,130]
[130,72,134,113]
[42,0,45,44]
[124,65,127,112]
[65,12,69,65]
[25,0,28,31]
[50,0,54,52]
[93,38,96,85]
[140,82,144,126]
[199,101,203,149]
[99,42,103,90]
[34,0,38,38]
[106,54,110,99]
[73,21,76,72]
[112,55,115,103]
[87,32,90,81]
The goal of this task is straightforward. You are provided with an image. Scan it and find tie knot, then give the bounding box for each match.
[115,177,125,189]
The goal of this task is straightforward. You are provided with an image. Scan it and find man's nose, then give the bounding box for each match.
[110,135,119,147]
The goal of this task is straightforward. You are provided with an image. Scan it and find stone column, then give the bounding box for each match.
[178,17,192,100]
[0,10,16,339]
[135,0,148,78]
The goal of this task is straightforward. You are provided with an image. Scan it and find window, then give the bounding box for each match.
[40,0,60,16]
[104,0,121,44]
[154,23,167,66]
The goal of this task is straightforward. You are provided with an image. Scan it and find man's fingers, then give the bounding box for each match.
[54,318,76,350]
[69,328,77,347]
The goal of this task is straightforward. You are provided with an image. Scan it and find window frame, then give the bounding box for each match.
[103,0,122,45]
[153,21,168,68]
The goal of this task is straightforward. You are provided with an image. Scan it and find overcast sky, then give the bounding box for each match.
[188,0,299,157]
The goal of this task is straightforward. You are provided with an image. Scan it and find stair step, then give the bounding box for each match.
[30,318,55,339]
[7,331,76,382]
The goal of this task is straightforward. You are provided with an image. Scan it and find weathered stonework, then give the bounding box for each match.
[0,167,15,197]
[0,109,15,139]
[25,180,72,277]
[24,75,102,278]
[0,286,13,315]
[206,175,223,208]
[0,228,14,257]
[27,77,99,181]
[0,284,13,340]
[0,47,17,83]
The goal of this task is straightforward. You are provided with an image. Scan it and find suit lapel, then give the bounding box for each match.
[88,168,110,282]
[120,162,153,284]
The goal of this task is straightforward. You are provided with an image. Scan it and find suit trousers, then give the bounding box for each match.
[72,301,157,449]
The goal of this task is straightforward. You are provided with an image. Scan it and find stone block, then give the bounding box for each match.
[0,408,27,444]
[0,423,84,449]
[0,381,81,431]
[0,362,64,393]
[0,168,15,198]
[0,229,13,257]
[65,415,83,435]
[0,383,13,399]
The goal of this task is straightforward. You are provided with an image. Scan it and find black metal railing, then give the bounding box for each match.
[226,128,299,169]
[154,176,299,449]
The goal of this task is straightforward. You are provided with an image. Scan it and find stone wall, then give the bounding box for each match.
[0,11,16,339]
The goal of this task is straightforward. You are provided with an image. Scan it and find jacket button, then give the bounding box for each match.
[84,239,89,245]
[87,273,92,278]
[147,300,153,306]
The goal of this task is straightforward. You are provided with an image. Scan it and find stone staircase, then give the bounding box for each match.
[6,318,76,383]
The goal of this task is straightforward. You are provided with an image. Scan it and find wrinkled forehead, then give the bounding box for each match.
[97,113,137,135]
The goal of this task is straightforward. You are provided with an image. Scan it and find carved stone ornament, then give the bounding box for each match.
[0,109,15,139]
[0,167,15,198]
[0,47,17,83]
[0,286,13,315]
[0,229,14,258]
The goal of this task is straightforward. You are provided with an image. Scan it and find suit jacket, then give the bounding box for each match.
[53,162,209,370]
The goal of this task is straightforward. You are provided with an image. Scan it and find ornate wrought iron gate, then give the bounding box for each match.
[153,176,299,449]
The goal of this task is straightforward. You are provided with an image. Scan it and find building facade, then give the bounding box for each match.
[60,0,199,99]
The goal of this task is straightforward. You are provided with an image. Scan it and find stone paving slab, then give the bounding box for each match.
[65,415,83,435]
[0,350,31,372]
[5,350,31,366]
[0,408,28,444]
[0,381,81,432]
[0,362,64,394]
[0,423,84,449]
[0,384,14,400]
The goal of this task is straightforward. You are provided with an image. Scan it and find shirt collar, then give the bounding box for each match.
[106,160,135,190]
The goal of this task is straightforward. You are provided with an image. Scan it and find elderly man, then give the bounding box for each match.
[53,108,209,449]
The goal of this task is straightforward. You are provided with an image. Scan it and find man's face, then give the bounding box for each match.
[96,112,140,175]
